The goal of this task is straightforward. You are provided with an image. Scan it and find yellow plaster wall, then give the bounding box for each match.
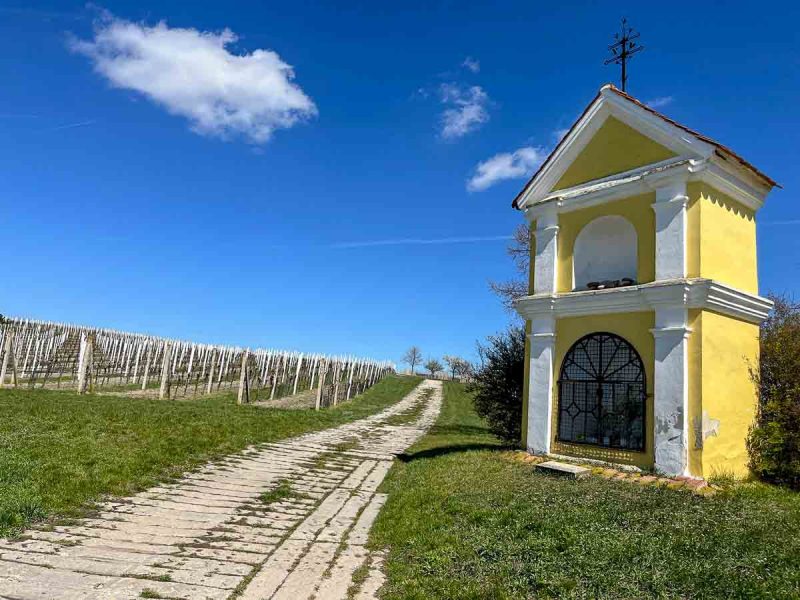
[698,311,760,479]
[687,183,758,294]
[551,312,655,469]
[687,309,703,477]
[556,194,655,292]
[553,117,676,191]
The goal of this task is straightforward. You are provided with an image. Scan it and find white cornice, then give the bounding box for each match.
[689,160,769,212]
[524,158,694,221]
[513,278,772,325]
[522,154,769,221]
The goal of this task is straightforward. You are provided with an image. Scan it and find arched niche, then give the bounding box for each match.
[557,332,646,451]
[573,215,638,290]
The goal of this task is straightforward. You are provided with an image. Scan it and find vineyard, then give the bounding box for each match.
[0,318,394,407]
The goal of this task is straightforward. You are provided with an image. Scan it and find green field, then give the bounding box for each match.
[0,374,421,538]
[371,381,800,599]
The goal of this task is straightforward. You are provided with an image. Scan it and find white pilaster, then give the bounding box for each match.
[527,316,556,455]
[651,181,688,281]
[530,207,559,294]
[651,306,691,476]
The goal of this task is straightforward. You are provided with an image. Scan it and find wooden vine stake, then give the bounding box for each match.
[206,349,216,395]
[77,333,94,394]
[315,360,327,411]
[0,335,16,388]
[141,345,152,390]
[159,342,172,400]
[237,349,250,405]
[292,353,303,396]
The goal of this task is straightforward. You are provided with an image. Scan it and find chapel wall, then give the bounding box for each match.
[687,182,758,294]
[698,310,760,478]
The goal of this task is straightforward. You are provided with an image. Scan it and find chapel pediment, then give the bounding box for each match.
[553,116,675,190]
[512,84,777,211]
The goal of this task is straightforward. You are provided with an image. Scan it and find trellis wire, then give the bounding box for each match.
[0,318,395,407]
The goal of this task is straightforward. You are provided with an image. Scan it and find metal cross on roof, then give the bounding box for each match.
[604,18,644,92]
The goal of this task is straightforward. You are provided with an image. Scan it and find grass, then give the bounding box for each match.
[382,388,432,426]
[371,381,800,599]
[0,374,421,538]
[258,479,294,505]
[258,479,310,505]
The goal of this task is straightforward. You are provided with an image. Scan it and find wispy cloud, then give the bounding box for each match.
[462,57,480,73]
[70,12,317,144]
[331,235,511,249]
[552,128,570,143]
[467,146,547,192]
[46,119,97,132]
[645,96,674,109]
[439,83,489,140]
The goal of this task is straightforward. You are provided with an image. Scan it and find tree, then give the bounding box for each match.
[747,294,800,488]
[469,327,525,444]
[424,358,443,378]
[444,355,471,380]
[402,346,422,374]
[456,359,473,380]
[489,223,530,311]
[443,355,458,379]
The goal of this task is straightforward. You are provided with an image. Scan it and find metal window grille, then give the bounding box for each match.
[556,332,646,451]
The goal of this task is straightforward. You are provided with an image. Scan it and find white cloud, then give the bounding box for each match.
[439,83,489,140]
[645,96,674,109]
[71,14,317,143]
[467,146,546,192]
[462,57,480,73]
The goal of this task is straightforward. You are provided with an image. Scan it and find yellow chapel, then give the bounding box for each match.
[513,84,778,479]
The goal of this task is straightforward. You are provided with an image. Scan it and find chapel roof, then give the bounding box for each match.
[512,84,778,209]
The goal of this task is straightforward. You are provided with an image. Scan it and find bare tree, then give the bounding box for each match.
[489,223,530,311]
[443,355,458,379]
[402,346,422,375]
[455,358,473,380]
[424,358,443,378]
[443,355,470,380]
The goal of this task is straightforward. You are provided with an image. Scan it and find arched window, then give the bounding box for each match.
[573,215,638,290]
[557,332,646,451]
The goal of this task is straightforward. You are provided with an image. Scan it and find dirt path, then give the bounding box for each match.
[0,380,442,600]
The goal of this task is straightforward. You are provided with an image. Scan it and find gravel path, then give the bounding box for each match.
[0,380,442,600]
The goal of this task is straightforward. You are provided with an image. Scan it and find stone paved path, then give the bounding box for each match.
[0,380,442,600]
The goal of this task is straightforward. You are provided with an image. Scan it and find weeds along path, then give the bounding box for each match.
[0,380,442,600]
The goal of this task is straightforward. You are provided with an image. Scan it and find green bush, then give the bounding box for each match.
[748,295,800,489]
[469,326,525,444]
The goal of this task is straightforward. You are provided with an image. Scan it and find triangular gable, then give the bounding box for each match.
[553,116,676,190]
[512,85,777,210]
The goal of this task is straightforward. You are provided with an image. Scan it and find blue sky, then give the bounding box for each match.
[1,1,798,366]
